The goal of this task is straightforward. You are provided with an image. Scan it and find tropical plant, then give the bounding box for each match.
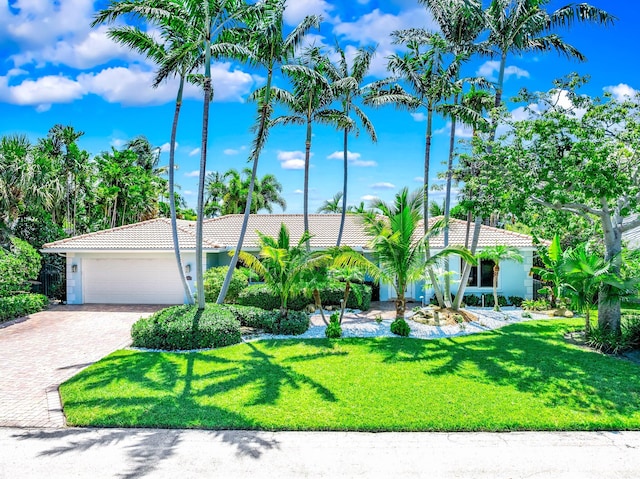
[478,245,524,311]
[323,44,377,246]
[366,30,460,307]
[235,223,325,315]
[530,234,570,309]
[317,192,344,213]
[217,0,320,304]
[563,244,638,335]
[360,188,475,318]
[484,0,615,112]
[270,47,338,241]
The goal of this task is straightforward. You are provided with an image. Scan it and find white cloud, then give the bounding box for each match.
[411,112,426,122]
[189,148,201,157]
[111,138,126,148]
[476,60,530,82]
[414,176,424,183]
[278,150,306,170]
[327,150,377,167]
[371,182,395,190]
[183,190,195,196]
[224,148,240,155]
[184,170,200,178]
[0,74,84,110]
[435,121,473,138]
[604,83,638,101]
[332,8,437,77]
[293,189,304,194]
[160,142,178,153]
[361,195,378,202]
[11,25,141,70]
[284,0,334,25]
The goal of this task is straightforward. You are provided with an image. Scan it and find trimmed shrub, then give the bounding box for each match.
[260,310,310,335]
[463,294,481,307]
[0,294,48,323]
[203,266,248,303]
[325,320,342,338]
[224,304,274,330]
[390,318,410,337]
[237,284,281,310]
[131,304,241,351]
[485,294,508,308]
[236,282,372,312]
[508,296,525,307]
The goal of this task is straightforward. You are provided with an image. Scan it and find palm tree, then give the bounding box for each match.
[484,0,615,112]
[270,47,337,241]
[324,44,377,246]
[207,168,286,215]
[93,0,248,307]
[361,188,474,318]
[366,30,459,307]
[235,223,325,315]
[317,192,344,213]
[478,245,524,311]
[204,171,227,217]
[217,0,320,304]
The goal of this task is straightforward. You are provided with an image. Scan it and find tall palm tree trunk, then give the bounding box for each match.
[303,113,312,250]
[453,215,482,310]
[424,105,445,307]
[443,92,459,304]
[218,68,274,304]
[492,263,500,311]
[170,76,194,304]
[196,37,212,310]
[337,128,348,246]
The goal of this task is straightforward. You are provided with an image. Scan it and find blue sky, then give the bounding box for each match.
[0,0,637,213]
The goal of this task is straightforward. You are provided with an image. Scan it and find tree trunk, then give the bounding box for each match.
[339,281,351,325]
[313,289,328,326]
[196,40,212,310]
[304,114,312,250]
[424,104,445,307]
[491,50,508,142]
[453,215,482,310]
[395,296,406,319]
[218,67,274,304]
[598,209,622,334]
[493,263,500,311]
[337,127,348,246]
[170,76,194,304]
[585,305,591,335]
[443,92,459,306]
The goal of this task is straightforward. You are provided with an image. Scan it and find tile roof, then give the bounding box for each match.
[42,215,539,252]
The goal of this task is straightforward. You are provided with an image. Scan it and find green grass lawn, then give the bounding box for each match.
[60,318,640,431]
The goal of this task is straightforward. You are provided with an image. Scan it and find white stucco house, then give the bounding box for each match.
[42,214,538,305]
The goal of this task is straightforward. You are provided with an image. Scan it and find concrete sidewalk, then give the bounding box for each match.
[1,428,639,479]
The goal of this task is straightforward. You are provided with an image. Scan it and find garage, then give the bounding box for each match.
[82,257,184,304]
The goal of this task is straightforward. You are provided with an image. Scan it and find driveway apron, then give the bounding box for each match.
[0,305,164,428]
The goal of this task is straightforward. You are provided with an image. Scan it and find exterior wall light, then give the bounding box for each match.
[185,264,191,273]
[71,264,78,273]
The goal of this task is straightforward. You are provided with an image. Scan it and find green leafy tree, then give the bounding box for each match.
[317,192,344,214]
[478,245,524,311]
[476,76,640,334]
[361,188,475,318]
[0,237,41,297]
[530,234,571,308]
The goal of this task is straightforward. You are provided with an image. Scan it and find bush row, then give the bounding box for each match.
[131,304,242,351]
[236,282,372,311]
[131,304,310,351]
[0,294,48,323]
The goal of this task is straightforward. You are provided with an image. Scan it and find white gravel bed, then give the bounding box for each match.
[245,308,549,342]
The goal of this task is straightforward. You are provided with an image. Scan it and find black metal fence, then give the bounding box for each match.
[33,261,66,300]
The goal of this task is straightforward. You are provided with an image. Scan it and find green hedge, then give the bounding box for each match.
[0,294,48,323]
[203,267,249,303]
[237,282,372,311]
[131,304,242,351]
[224,304,310,335]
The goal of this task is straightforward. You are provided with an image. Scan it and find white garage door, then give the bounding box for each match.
[83,257,184,304]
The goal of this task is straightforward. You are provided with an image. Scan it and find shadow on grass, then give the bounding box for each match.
[12,428,279,479]
[369,320,640,416]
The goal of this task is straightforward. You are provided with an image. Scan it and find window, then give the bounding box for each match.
[462,259,495,288]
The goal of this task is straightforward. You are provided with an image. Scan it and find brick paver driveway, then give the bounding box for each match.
[0,305,165,428]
